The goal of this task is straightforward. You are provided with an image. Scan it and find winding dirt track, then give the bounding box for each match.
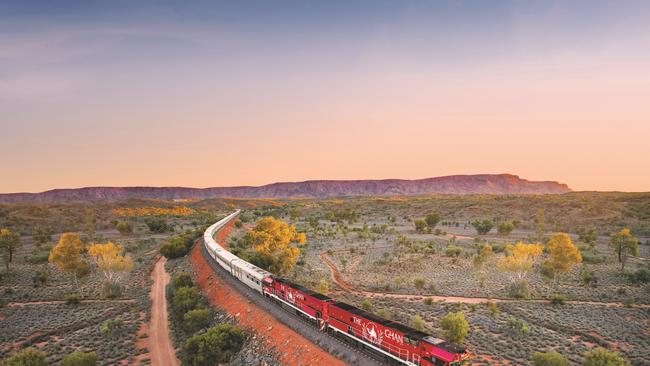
[320,250,650,308]
[149,257,180,366]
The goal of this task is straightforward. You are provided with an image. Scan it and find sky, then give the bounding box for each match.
[1,0,649,193]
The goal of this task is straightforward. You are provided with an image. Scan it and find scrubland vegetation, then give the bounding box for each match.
[2,193,649,365]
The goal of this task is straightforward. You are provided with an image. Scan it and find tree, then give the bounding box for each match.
[3,347,47,366]
[49,233,86,287]
[0,228,21,272]
[182,324,244,366]
[543,233,582,286]
[425,212,441,229]
[316,279,329,294]
[172,286,201,317]
[497,221,515,236]
[62,351,98,366]
[87,242,133,286]
[609,228,638,271]
[115,222,133,236]
[412,315,425,331]
[244,217,306,275]
[473,243,493,269]
[583,347,630,366]
[414,219,428,233]
[577,227,597,247]
[532,351,568,366]
[172,272,194,289]
[183,308,212,333]
[497,242,543,281]
[472,219,494,235]
[440,311,469,344]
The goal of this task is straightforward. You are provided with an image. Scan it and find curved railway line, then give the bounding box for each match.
[201,211,470,366]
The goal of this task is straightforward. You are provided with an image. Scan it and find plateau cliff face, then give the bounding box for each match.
[0,174,571,203]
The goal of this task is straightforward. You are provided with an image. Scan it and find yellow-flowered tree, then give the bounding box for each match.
[244,216,306,275]
[49,233,87,287]
[543,233,582,286]
[87,242,134,297]
[498,242,543,298]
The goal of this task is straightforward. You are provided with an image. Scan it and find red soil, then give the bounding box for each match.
[190,220,346,366]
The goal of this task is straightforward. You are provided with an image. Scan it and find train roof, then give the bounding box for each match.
[330,301,431,340]
[272,277,332,301]
[421,336,467,354]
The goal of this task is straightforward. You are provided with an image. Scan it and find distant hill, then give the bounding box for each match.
[0,174,571,203]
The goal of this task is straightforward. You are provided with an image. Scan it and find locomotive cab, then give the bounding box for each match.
[420,336,470,366]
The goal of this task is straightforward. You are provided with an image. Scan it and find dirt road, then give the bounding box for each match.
[149,257,180,366]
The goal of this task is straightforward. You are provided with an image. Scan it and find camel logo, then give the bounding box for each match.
[362,322,383,345]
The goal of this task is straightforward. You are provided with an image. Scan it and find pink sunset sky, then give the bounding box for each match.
[1,1,649,193]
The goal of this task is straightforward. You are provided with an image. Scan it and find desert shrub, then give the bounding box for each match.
[172,272,194,289]
[183,308,212,333]
[375,308,392,320]
[160,240,188,259]
[414,277,426,291]
[65,292,81,305]
[551,293,566,305]
[62,351,98,366]
[3,347,47,366]
[182,324,244,365]
[581,251,605,264]
[101,280,123,299]
[507,280,530,299]
[146,218,169,233]
[423,297,433,305]
[581,268,597,287]
[316,279,329,294]
[115,221,133,235]
[472,219,494,235]
[444,245,462,257]
[32,268,48,287]
[487,301,499,317]
[627,268,650,284]
[101,317,123,336]
[414,219,428,233]
[0,297,6,308]
[360,298,373,312]
[583,347,630,366]
[507,316,529,335]
[25,250,49,264]
[440,311,469,344]
[497,221,515,236]
[531,351,568,366]
[172,286,201,317]
[412,315,425,331]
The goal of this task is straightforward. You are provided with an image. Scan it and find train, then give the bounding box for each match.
[204,211,471,366]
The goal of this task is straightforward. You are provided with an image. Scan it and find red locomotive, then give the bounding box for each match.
[263,276,470,366]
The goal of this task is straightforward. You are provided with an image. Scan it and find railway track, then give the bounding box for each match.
[199,243,386,366]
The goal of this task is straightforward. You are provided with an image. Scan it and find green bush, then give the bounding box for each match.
[412,315,425,331]
[183,308,212,333]
[3,347,47,366]
[172,286,201,317]
[581,251,605,264]
[25,250,49,264]
[627,268,650,284]
[62,351,98,366]
[160,240,188,259]
[531,351,568,366]
[423,297,433,305]
[101,317,123,336]
[551,293,566,305]
[472,219,494,235]
[32,268,48,287]
[440,311,469,344]
[583,347,630,366]
[360,298,373,312]
[65,292,81,305]
[172,272,194,289]
[146,218,169,233]
[182,324,245,365]
[115,222,133,235]
[507,316,529,335]
[444,245,462,257]
[487,301,499,317]
[507,280,530,299]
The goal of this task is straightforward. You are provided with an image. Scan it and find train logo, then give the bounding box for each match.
[362,322,383,346]
[286,290,295,303]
